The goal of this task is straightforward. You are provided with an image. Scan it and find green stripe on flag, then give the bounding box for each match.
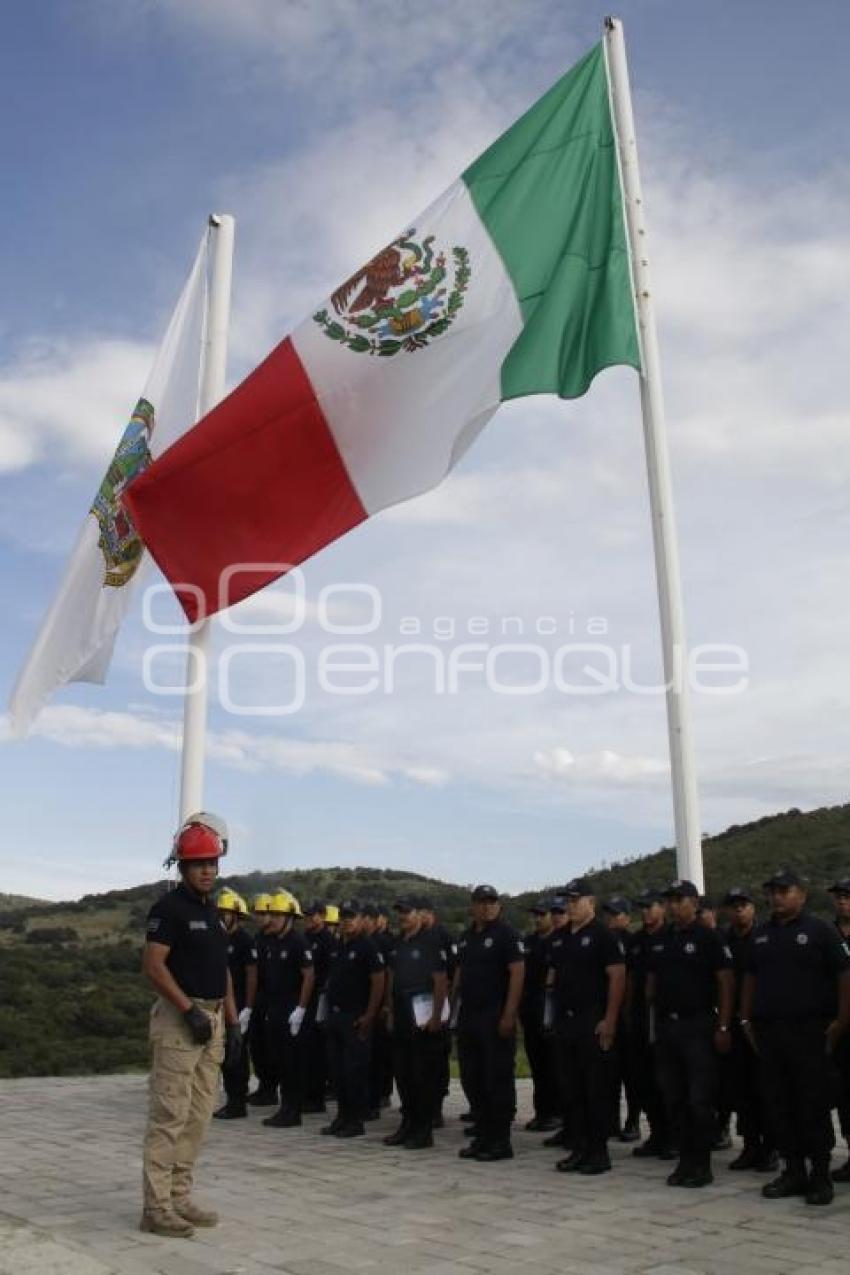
[462,43,640,401]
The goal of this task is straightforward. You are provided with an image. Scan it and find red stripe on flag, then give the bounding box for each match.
[123,337,367,621]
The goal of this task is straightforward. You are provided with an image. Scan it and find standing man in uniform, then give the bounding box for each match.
[549,879,625,1176]
[247,893,277,1107]
[214,889,257,1120]
[520,900,560,1133]
[417,895,457,1128]
[383,897,448,1149]
[364,903,394,1118]
[322,900,385,1138]
[454,884,525,1162]
[721,886,776,1171]
[141,812,242,1238]
[259,891,315,1129]
[646,879,734,1188]
[740,868,850,1205]
[627,888,675,1160]
[541,896,571,1149]
[827,877,850,1184]
[301,901,333,1114]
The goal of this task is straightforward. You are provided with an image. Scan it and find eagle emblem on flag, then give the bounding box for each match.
[90,397,154,588]
[313,228,470,356]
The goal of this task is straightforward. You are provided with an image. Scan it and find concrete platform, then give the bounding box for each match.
[1,1075,848,1275]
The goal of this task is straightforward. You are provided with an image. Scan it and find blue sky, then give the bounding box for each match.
[2,1,850,900]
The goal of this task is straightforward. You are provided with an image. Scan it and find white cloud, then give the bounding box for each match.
[0,338,152,475]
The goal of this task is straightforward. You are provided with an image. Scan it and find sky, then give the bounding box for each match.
[2,1,849,901]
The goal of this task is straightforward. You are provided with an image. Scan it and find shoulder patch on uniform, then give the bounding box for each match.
[723,946,733,960]
[146,918,161,934]
[377,952,385,965]
[842,943,850,957]
[484,937,494,948]
[517,940,525,954]
[796,933,809,946]
[439,949,447,961]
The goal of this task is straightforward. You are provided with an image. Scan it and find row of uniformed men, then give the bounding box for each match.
[213,870,850,1206]
[139,817,850,1239]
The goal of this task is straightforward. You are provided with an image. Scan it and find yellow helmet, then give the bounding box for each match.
[268,890,299,915]
[252,892,272,914]
[325,904,340,925]
[217,888,245,914]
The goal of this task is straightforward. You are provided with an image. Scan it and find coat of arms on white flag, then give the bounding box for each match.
[8,230,209,736]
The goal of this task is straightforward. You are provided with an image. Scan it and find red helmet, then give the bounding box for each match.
[173,822,226,861]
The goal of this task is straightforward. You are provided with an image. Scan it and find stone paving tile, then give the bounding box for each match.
[2,1074,850,1275]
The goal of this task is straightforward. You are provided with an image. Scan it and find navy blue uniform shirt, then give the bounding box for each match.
[327,934,384,1015]
[746,911,850,1021]
[145,883,229,1000]
[647,921,732,1016]
[457,919,525,1015]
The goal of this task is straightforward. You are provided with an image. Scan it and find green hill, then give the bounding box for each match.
[1,802,849,1078]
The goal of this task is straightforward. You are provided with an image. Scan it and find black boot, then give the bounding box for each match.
[247,1087,278,1106]
[806,1158,835,1206]
[320,1115,345,1135]
[213,1102,247,1119]
[754,1147,779,1173]
[763,1158,809,1199]
[403,1128,434,1150]
[729,1142,762,1171]
[556,1148,586,1173]
[263,1105,301,1128]
[578,1145,612,1175]
[543,1126,568,1148]
[679,1151,713,1187]
[383,1122,412,1146]
[666,1157,692,1187]
[475,1141,513,1161]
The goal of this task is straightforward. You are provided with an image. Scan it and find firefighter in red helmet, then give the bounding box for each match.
[140,812,241,1239]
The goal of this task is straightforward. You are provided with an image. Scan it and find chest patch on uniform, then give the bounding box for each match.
[280,952,289,960]
[348,950,357,960]
[796,933,809,946]
[755,935,768,945]
[411,949,420,959]
[484,937,493,949]
[684,942,696,954]
[189,920,208,931]
[580,936,591,948]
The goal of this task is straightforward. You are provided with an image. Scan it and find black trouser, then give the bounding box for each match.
[609,1020,640,1133]
[434,1031,451,1117]
[655,1013,718,1158]
[555,1009,614,1156]
[834,1032,850,1144]
[368,1017,394,1110]
[302,1011,328,1106]
[393,1027,442,1135]
[520,1005,559,1122]
[755,1018,835,1163]
[268,1003,304,1113]
[222,1020,250,1109]
[326,1010,371,1125]
[628,1012,668,1143]
[457,1006,516,1146]
[727,1023,772,1149]
[249,996,276,1094]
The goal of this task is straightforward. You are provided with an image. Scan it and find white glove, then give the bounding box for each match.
[238,1007,252,1035]
[288,1006,306,1037]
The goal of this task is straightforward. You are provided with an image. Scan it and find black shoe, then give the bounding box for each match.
[729,1145,762,1171]
[246,1089,278,1107]
[679,1162,714,1188]
[543,1128,567,1148]
[431,1113,445,1129]
[262,1108,302,1128]
[403,1131,434,1150]
[383,1124,411,1147]
[463,1124,481,1138]
[762,1167,809,1199]
[556,1150,586,1173]
[831,1156,850,1183]
[365,1107,381,1122]
[335,1122,366,1138]
[525,1115,559,1132]
[474,1143,513,1161]
[632,1138,662,1158]
[301,1099,327,1114]
[213,1103,247,1119]
[459,1110,475,1123]
[666,1161,691,1187]
[754,1149,779,1173]
[459,1140,484,1159]
[578,1152,612,1175]
[320,1117,345,1135]
[619,1120,640,1143]
[806,1174,835,1206]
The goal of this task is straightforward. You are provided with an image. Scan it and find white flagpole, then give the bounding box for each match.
[603,18,704,889]
[178,213,235,825]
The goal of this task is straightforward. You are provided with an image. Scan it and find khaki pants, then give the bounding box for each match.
[142,997,224,1212]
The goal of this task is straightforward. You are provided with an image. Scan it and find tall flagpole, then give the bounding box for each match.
[603,18,704,889]
[178,213,235,825]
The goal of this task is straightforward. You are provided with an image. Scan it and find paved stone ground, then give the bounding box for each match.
[1,1075,848,1275]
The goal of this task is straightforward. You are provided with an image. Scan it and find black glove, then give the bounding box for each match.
[225,1023,242,1069]
[183,1003,212,1045]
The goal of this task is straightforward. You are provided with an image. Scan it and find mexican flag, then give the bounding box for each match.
[125,42,640,621]
[8,233,208,735]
